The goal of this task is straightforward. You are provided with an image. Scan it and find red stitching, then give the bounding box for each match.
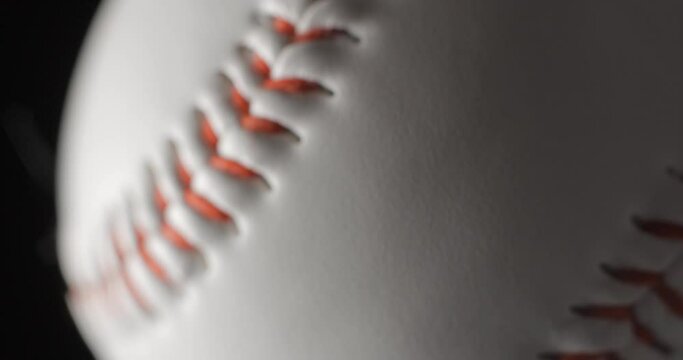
[602,264,683,317]
[199,114,262,180]
[633,217,683,240]
[134,225,170,284]
[153,185,197,251]
[175,156,192,188]
[153,187,168,212]
[112,229,152,313]
[199,115,219,151]
[272,17,296,38]
[209,155,260,180]
[571,305,670,355]
[263,78,323,93]
[544,170,683,358]
[160,222,196,252]
[250,54,271,79]
[294,28,350,43]
[71,6,356,318]
[184,190,232,223]
[138,14,346,296]
[229,86,250,115]
[169,137,235,223]
[120,267,151,313]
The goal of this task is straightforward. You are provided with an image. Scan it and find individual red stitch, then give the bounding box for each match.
[210,156,260,179]
[272,15,349,44]
[230,19,338,137]
[120,266,151,313]
[250,54,271,79]
[160,222,196,252]
[184,190,232,222]
[571,305,671,354]
[199,115,261,180]
[229,86,250,115]
[227,86,287,134]
[99,270,116,295]
[633,217,683,241]
[69,283,99,303]
[294,28,348,43]
[111,229,151,313]
[602,264,683,317]
[547,210,683,358]
[134,226,170,283]
[263,78,322,93]
[272,17,296,38]
[154,187,168,212]
[601,264,663,286]
[240,114,287,134]
[200,115,219,152]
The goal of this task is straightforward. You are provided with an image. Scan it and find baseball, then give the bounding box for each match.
[58,0,683,359]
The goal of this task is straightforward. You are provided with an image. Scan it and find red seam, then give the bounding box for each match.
[228,85,287,134]
[154,187,168,212]
[538,353,620,360]
[175,157,192,188]
[241,114,288,134]
[80,8,353,316]
[134,225,171,284]
[120,266,151,313]
[633,217,683,241]
[229,86,250,115]
[154,182,198,252]
[602,264,683,317]
[160,222,196,252]
[199,115,262,180]
[294,28,349,43]
[184,190,232,223]
[111,229,152,313]
[571,305,671,354]
[171,144,233,223]
[227,16,348,137]
[272,17,296,38]
[250,54,271,79]
[209,155,260,179]
[200,114,219,152]
[263,78,322,93]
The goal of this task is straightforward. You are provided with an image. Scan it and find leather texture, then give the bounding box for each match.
[59,0,683,359]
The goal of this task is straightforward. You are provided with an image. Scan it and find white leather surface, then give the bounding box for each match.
[58,0,683,359]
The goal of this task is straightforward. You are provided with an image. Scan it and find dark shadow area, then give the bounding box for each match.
[1,1,100,358]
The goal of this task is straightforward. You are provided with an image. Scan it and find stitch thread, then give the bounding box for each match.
[542,169,683,358]
[112,229,152,313]
[160,222,196,252]
[184,191,232,223]
[69,3,358,317]
[200,115,261,180]
[134,226,171,284]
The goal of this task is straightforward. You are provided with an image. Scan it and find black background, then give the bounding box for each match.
[1,1,100,358]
